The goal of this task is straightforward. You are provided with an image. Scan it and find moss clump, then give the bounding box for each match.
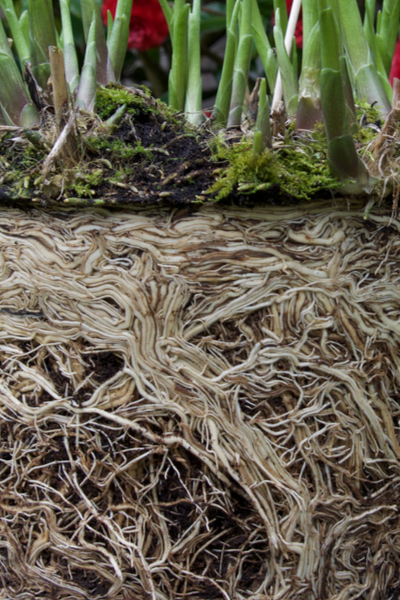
[355,98,382,126]
[96,84,152,120]
[210,129,341,200]
[64,168,104,198]
[352,100,381,148]
[353,126,380,148]
[86,134,152,161]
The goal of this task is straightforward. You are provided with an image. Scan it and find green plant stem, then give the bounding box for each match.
[158,0,173,34]
[80,0,115,85]
[296,21,322,129]
[320,6,372,193]
[336,0,391,115]
[18,10,29,47]
[272,0,301,110]
[168,2,190,111]
[362,13,393,105]
[185,0,204,125]
[302,0,318,47]
[376,0,400,75]
[27,0,57,88]
[213,0,240,125]
[59,0,80,92]
[107,0,134,81]
[273,0,288,35]
[0,51,39,126]
[253,78,271,153]
[227,0,252,128]
[273,7,298,116]
[251,0,277,94]
[0,16,38,126]
[75,15,97,112]
[0,0,30,68]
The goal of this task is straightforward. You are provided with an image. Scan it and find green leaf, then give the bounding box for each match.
[158,0,173,33]
[0,0,30,68]
[227,0,252,127]
[327,135,374,195]
[273,8,298,117]
[296,22,322,129]
[273,0,287,36]
[320,67,346,140]
[251,0,277,94]
[290,35,298,73]
[302,0,318,51]
[339,56,357,133]
[18,10,29,46]
[185,0,204,126]
[364,0,376,26]
[336,0,391,115]
[254,78,271,153]
[226,0,236,30]
[300,20,320,73]
[354,63,392,113]
[107,0,133,81]
[363,9,393,104]
[320,7,373,193]
[75,14,97,112]
[319,7,340,72]
[107,10,113,43]
[376,0,400,74]
[27,0,57,88]
[0,14,13,57]
[59,0,80,92]
[213,0,240,125]
[80,0,115,85]
[328,135,360,179]
[168,2,190,111]
[0,50,39,126]
[320,8,347,141]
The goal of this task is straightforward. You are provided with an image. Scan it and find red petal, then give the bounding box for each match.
[101,0,169,52]
[390,39,400,86]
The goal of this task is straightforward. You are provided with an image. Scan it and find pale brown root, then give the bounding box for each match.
[0,200,400,600]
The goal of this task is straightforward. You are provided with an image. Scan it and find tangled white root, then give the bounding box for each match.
[0,200,400,600]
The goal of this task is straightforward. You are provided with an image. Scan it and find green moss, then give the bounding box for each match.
[65,168,104,198]
[353,126,379,150]
[112,167,134,181]
[86,134,152,161]
[96,84,152,120]
[355,98,382,125]
[96,83,186,132]
[0,135,44,195]
[209,97,389,202]
[352,99,380,149]
[210,128,340,200]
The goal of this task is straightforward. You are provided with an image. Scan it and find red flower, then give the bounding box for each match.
[102,0,169,52]
[390,39,400,86]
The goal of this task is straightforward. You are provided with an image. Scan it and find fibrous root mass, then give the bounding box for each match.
[0,201,400,600]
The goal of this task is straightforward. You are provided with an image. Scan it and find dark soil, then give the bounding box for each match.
[0,85,330,210]
[83,107,219,207]
[0,90,224,208]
